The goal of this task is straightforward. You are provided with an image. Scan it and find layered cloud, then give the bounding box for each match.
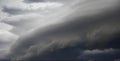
[0,0,120,61]
[0,0,70,60]
[0,23,18,59]
[8,0,120,61]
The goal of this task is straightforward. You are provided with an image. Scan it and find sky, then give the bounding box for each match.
[0,0,120,61]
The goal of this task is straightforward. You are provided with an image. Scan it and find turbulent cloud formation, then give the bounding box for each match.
[0,0,68,60]
[7,0,120,61]
[0,0,120,61]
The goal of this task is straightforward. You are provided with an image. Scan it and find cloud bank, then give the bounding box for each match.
[8,0,120,61]
[0,0,120,61]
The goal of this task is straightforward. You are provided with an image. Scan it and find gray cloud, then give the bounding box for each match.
[78,49,120,61]
[1,0,119,61]
[11,4,120,61]
[1,3,64,15]
[23,0,71,3]
[2,6,31,15]
[24,0,45,3]
[0,30,18,59]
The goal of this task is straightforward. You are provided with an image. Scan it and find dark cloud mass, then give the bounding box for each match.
[5,0,120,61]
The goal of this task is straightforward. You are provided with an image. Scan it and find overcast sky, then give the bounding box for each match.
[0,0,120,61]
[0,0,78,59]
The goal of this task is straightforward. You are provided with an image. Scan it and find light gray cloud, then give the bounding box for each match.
[0,30,18,59]
[24,0,45,3]
[0,30,18,42]
[23,0,72,3]
[0,23,13,31]
[1,1,64,15]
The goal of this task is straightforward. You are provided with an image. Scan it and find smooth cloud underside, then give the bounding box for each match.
[0,0,120,61]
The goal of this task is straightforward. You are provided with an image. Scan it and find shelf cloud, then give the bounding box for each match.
[0,0,120,61]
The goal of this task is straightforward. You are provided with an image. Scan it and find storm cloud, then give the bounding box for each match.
[0,0,120,61]
[8,0,120,61]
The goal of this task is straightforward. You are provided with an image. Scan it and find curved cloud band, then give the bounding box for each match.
[0,0,120,61]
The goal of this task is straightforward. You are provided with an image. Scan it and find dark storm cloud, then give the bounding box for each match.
[10,0,120,61]
[11,11,120,61]
[78,49,120,61]
[2,6,31,15]
[26,49,120,61]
